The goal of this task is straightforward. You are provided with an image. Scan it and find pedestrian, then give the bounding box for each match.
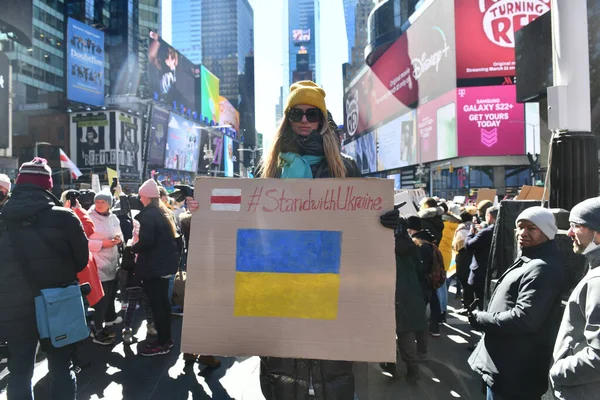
[257,80,360,399]
[417,197,445,245]
[0,173,10,211]
[550,197,600,399]
[476,200,493,227]
[468,206,565,400]
[379,214,428,381]
[465,206,498,311]
[0,158,89,399]
[131,178,180,356]
[88,189,124,345]
[453,211,473,308]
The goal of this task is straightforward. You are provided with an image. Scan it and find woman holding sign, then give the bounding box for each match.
[257,81,360,399]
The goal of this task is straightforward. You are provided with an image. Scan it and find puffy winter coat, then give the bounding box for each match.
[88,206,123,282]
[260,154,360,400]
[131,205,180,279]
[418,206,445,245]
[0,185,89,341]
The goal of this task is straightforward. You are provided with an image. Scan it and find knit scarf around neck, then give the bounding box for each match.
[279,130,325,179]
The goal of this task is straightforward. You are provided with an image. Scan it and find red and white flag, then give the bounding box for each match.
[210,188,241,211]
[59,149,82,179]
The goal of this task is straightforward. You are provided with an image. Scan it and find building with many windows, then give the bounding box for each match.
[343,0,373,88]
[171,0,202,64]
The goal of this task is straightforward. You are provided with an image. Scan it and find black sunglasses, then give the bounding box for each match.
[288,108,322,123]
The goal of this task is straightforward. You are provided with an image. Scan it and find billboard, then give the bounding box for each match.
[455,0,551,79]
[67,18,105,107]
[147,107,169,166]
[292,70,313,83]
[354,131,378,175]
[164,113,201,172]
[376,110,417,172]
[344,0,456,138]
[117,112,143,181]
[0,52,9,149]
[148,31,197,113]
[292,29,311,44]
[219,96,240,138]
[456,85,525,156]
[416,90,457,163]
[224,136,234,177]
[296,53,309,71]
[0,0,32,47]
[201,65,220,124]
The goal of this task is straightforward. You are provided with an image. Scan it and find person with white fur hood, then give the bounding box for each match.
[88,189,124,346]
[0,174,10,211]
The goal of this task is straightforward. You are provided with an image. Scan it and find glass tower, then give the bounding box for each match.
[171,0,202,64]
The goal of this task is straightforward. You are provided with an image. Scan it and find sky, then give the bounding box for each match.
[162,0,349,148]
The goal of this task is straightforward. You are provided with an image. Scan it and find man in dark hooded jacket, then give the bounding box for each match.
[0,158,89,400]
[418,197,445,244]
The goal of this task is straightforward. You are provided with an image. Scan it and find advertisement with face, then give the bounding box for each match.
[67,18,105,107]
[416,90,457,163]
[224,136,234,177]
[0,52,9,149]
[344,0,456,138]
[70,111,116,170]
[219,96,240,138]
[117,113,142,181]
[455,0,551,79]
[148,31,197,112]
[376,110,416,172]
[147,107,169,166]
[201,66,220,124]
[354,131,377,175]
[457,85,525,156]
[164,113,201,172]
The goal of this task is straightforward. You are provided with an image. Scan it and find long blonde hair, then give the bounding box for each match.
[148,197,177,238]
[258,116,346,178]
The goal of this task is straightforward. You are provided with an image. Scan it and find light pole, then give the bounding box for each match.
[238,147,263,177]
[34,141,52,158]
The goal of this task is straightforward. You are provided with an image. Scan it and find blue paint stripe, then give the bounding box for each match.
[236,229,342,274]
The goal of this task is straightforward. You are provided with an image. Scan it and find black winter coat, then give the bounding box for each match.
[0,185,89,341]
[465,224,495,276]
[131,205,180,279]
[468,240,565,398]
[418,207,445,245]
[260,154,360,400]
[394,233,427,333]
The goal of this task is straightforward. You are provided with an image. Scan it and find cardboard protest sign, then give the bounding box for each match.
[476,188,497,205]
[394,191,418,216]
[182,177,397,362]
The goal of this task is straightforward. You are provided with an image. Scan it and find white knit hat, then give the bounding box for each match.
[516,207,558,240]
[0,174,10,192]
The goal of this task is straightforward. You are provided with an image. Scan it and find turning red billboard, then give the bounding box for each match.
[344,0,456,139]
[455,0,551,79]
[457,85,524,156]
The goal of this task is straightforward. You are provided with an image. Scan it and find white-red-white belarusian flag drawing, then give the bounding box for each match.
[59,149,82,179]
[210,188,241,211]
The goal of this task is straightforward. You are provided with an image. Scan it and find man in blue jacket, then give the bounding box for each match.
[468,207,565,400]
[465,206,498,311]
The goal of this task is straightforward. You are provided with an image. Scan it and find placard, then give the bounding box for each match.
[181,178,396,362]
[476,188,497,205]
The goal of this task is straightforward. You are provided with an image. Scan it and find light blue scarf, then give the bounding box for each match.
[279,152,324,179]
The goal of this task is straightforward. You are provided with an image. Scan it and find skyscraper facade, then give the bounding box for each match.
[343,0,357,62]
[343,0,373,88]
[171,0,202,64]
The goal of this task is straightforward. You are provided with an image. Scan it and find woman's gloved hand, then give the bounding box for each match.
[380,209,399,230]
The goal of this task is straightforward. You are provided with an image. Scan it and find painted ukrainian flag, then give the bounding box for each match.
[234,229,342,320]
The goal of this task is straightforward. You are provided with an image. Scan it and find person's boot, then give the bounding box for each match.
[379,362,396,377]
[122,328,133,345]
[406,364,420,382]
[198,355,221,369]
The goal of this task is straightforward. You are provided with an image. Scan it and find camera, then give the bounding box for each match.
[65,190,80,207]
[168,184,194,203]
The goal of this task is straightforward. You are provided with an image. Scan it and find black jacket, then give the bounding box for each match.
[465,224,495,275]
[260,154,359,400]
[418,207,445,244]
[131,205,180,279]
[468,240,565,398]
[0,185,89,341]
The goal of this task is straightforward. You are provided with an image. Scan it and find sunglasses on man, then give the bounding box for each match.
[288,108,322,123]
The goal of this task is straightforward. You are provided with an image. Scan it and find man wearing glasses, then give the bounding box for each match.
[551,197,600,400]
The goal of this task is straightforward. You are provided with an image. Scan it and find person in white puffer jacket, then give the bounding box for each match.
[88,189,123,345]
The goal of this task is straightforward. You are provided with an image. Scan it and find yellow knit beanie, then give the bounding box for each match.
[284,81,327,118]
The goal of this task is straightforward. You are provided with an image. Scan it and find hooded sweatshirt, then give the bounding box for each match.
[88,205,123,282]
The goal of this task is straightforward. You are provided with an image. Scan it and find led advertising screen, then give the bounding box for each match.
[117,113,143,181]
[164,113,201,172]
[416,90,457,163]
[292,29,311,44]
[344,0,456,138]
[0,0,32,47]
[224,136,234,177]
[219,96,240,138]
[148,31,197,113]
[0,52,9,149]
[354,131,378,175]
[201,65,220,124]
[67,18,105,107]
[376,110,416,172]
[455,0,551,79]
[70,112,116,169]
[147,107,169,166]
[456,85,525,157]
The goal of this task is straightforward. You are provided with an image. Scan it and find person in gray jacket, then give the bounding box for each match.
[468,207,565,400]
[550,197,600,399]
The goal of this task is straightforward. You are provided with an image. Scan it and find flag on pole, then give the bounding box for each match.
[59,149,82,179]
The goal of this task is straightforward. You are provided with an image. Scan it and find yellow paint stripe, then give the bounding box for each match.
[234,272,340,320]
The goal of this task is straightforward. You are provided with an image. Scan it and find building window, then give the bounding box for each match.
[57,126,65,141]
[469,167,494,188]
[505,166,531,188]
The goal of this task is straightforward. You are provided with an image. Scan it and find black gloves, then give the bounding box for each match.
[380,209,399,230]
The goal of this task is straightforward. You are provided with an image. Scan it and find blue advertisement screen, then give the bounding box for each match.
[164,113,201,172]
[224,136,233,177]
[67,18,105,106]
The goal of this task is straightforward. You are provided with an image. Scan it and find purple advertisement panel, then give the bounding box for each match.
[457,85,524,157]
[416,90,457,163]
[147,107,169,166]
